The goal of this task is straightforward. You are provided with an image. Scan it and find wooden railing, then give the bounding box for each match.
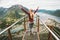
[39,14,60,40]
[0,15,27,40]
[0,14,60,40]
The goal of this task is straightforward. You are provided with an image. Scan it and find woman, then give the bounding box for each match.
[20,6,39,33]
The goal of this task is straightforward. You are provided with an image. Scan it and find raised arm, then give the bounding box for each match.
[19,5,29,15]
[34,7,39,14]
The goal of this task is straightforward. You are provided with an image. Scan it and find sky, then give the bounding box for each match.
[0,0,60,10]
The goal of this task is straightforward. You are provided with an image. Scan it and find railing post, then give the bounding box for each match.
[22,17,26,40]
[37,16,40,40]
[37,16,39,32]
[24,17,26,31]
[7,24,12,40]
[48,25,54,40]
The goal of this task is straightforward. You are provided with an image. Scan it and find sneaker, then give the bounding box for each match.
[30,32,33,35]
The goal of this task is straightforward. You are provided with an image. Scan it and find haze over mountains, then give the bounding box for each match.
[0,5,28,19]
[0,5,60,29]
[38,9,60,17]
[0,5,60,19]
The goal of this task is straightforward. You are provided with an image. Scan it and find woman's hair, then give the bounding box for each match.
[29,9,33,12]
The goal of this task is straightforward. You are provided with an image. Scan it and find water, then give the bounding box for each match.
[37,12,60,23]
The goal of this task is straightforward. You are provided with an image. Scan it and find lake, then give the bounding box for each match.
[37,12,60,23]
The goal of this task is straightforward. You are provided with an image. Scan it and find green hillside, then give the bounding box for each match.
[0,5,28,29]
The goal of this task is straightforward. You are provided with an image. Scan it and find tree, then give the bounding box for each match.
[0,19,7,29]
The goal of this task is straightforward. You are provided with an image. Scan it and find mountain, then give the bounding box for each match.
[52,10,60,17]
[0,7,8,19]
[4,5,29,24]
[0,5,28,28]
[38,9,60,17]
[0,5,28,19]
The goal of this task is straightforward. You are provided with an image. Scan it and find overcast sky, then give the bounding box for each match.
[0,0,60,10]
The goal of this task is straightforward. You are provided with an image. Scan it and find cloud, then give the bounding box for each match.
[0,0,60,10]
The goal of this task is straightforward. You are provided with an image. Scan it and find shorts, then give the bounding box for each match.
[29,22,34,29]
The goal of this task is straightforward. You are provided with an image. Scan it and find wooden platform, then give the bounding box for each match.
[22,31,40,40]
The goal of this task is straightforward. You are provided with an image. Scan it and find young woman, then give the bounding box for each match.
[20,6,39,33]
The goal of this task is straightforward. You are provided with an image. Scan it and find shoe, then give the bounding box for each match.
[30,31,33,35]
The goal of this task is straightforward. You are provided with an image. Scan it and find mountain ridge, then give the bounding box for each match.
[37,9,60,17]
[0,4,60,19]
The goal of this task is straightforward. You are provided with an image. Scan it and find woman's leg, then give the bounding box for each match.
[29,22,34,32]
